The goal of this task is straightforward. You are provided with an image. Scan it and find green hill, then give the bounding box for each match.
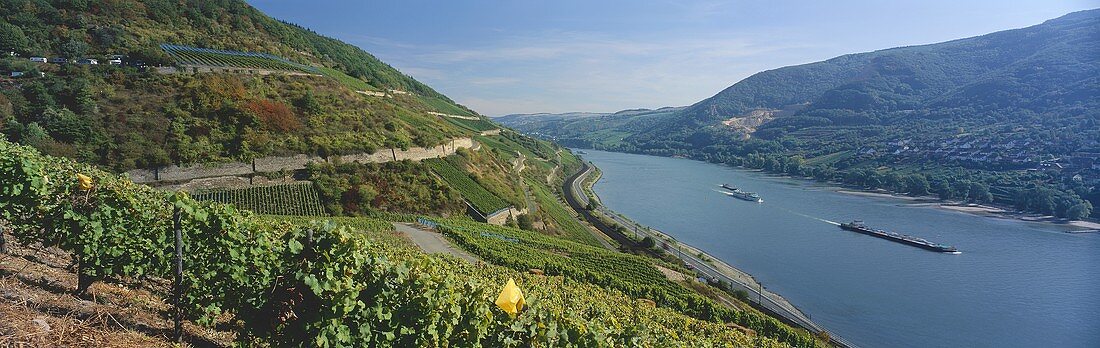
[0,0,493,171]
[0,139,785,347]
[498,10,1100,219]
[0,0,521,221]
[0,1,830,346]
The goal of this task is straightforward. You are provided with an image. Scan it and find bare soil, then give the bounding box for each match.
[0,241,234,347]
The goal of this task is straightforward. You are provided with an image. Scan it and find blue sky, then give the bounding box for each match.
[248,0,1095,116]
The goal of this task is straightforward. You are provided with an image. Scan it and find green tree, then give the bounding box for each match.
[883,173,905,192]
[585,201,599,211]
[59,38,89,58]
[0,21,30,53]
[953,181,972,201]
[906,175,930,196]
[1066,202,1092,220]
[935,180,955,200]
[863,169,882,189]
[295,91,323,115]
[516,214,534,230]
[969,183,992,203]
[40,107,97,143]
[21,81,55,115]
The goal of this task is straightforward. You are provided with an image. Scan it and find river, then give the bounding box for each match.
[579,149,1099,348]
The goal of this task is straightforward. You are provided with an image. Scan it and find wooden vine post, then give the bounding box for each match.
[173,206,183,343]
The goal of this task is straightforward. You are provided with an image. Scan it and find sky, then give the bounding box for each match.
[247,0,1096,116]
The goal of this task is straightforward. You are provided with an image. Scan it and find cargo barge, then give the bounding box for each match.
[840,221,960,253]
[719,184,763,203]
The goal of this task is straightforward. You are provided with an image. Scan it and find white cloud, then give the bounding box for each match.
[357,30,820,115]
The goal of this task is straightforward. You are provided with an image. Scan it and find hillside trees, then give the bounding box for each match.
[906,175,930,196]
[1013,186,1093,218]
[0,20,29,53]
[243,99,301,132]
[0,140,770,347]
[308,160,464,216]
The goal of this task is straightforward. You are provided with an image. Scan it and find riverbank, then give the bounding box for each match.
[565,161,853,347]
[834,189,1100,232]
[575,148,1100,348]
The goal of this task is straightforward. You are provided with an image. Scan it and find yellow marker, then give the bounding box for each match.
[495,278,525,317]
[77,174,93,190]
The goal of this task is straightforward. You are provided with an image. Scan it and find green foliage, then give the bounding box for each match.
[418,95,475,117]
[502,11,1100,217]
[443,116,499,132]
[426,158,510,215]
[0,139,778,347]
[430,217,821,348]
[527,178,602,247]
[162,44,318,73]
[192,182,326,216]
[516,213,533,231]
[0,20,30,54]
[308,160,465,217]
[0,0,477,172]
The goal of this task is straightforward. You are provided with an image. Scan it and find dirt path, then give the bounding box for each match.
[511,152,538,214]
[392,223,479,263]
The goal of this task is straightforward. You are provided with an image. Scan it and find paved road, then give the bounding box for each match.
[565,161,855,348]
[393,222,480,263]
[568,162,593,206]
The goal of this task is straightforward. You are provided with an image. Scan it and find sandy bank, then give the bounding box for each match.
[836,189,1099,232]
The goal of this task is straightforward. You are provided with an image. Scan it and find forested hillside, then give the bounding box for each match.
[0,0,491,170]
[499,10,1100,219]
[0,139,788,347]
[0,0,515,218]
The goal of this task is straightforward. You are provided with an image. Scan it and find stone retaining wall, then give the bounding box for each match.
[127,137,477,184]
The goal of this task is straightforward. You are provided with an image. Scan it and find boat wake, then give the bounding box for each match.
[713,187,838,224]
[773,206,841,226]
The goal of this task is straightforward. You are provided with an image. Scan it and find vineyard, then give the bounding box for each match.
[527,178,603,247]
[430,217,822,348]
[425,158,511,214]
[418,95,476,117]
[161,44,319,73]
[193,182,326,216]
[442,115,499,132]
[0,139,783,347]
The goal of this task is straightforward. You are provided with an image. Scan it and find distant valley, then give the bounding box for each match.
[497,9,1100,220]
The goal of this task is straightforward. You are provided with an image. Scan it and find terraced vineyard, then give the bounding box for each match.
[437,218,675,292]
[425,158,510,214]
[0,139,781,347]
[527,179,602,247]
[162,44,319,73]
[193,182,326,216]
[429,217,822,348]
[442,116,499,132]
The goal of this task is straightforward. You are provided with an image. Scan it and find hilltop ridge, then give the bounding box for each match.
[499,9,1100,219]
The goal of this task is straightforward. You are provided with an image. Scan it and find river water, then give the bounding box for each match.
[580,149,1099,348]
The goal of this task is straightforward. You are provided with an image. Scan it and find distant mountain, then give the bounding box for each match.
[642,9,1098,143]
[506,10,1100,218]
[513,9,1098,161]
[496,107,684,146]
